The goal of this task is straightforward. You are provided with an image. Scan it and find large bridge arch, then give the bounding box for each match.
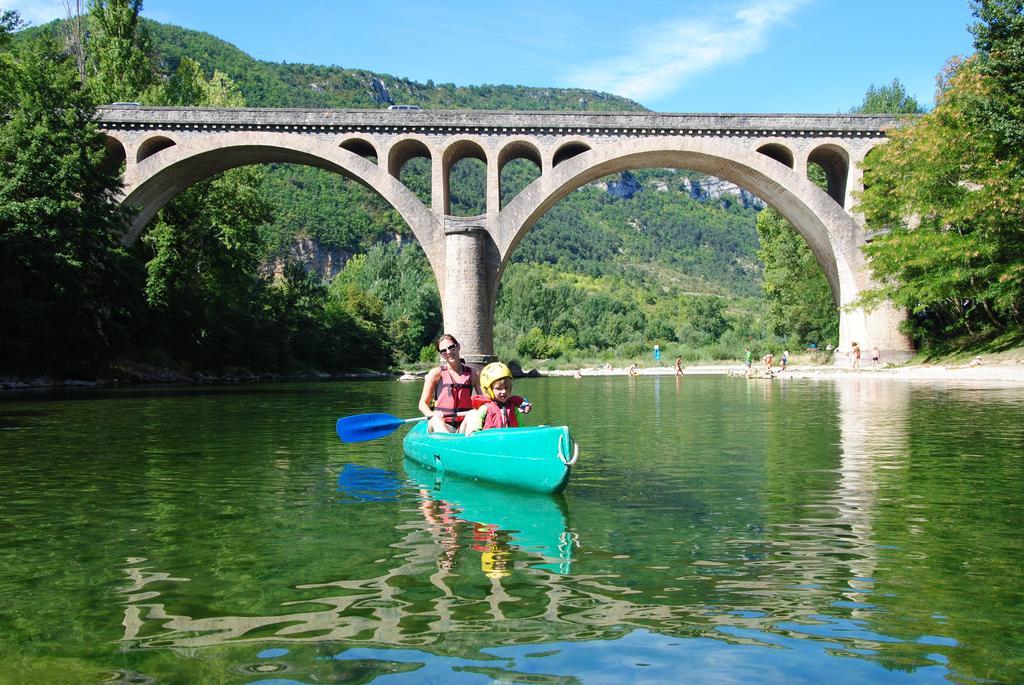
[489,138,905,357]
[113,132,446,278]
[99,107,914,363]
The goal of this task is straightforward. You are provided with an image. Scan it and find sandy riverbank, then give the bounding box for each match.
[542,361,1024,384]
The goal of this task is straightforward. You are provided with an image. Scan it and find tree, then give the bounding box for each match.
[142,165,272,364]
[680,296,730,346]
[856,2,1024,343]
[0,33,132,373]
[969,0,1024,158]
[1,10,22,48]
[756,208,838,346]
[329,243,441,362]
[851,78,925,114]
[87,0,154,103]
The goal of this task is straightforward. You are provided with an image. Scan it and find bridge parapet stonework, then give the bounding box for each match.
[98,107,913,363]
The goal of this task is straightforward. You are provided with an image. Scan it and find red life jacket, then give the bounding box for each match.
[480,395,524,429]
[434,364,473,426]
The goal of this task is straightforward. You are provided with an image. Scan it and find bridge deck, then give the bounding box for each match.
[97,106,904,138]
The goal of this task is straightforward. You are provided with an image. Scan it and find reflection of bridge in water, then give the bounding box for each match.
[120,394,917,660]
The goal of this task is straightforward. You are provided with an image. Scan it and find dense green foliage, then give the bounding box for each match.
[2,5,401,376]
[493,260,768,364]
[506,170,763,294]
[850,78,926,114]
[86,0,155,103]
[857,0,1024,345]
[0,29,134,374]
[0,10,21,45]
[756,208,838,348]
[328,242,441,363]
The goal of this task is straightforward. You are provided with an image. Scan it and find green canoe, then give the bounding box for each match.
[402,421,578,494]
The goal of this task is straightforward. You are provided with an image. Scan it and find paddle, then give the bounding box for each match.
[336,413,426,443]
[336,410,472,443]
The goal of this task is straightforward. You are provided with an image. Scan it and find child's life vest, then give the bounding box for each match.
[471,394,527,429]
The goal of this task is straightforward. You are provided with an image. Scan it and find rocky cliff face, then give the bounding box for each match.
[602,171,764,209]
[369,77,393,106]
[605,171,643,199]
[263,235,352,281]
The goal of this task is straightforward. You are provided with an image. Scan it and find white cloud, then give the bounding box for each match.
[2,0,72,26]
[565,0,813,104]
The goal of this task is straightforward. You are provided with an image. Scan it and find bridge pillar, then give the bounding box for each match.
[838,302,914,367]
[441,216,498,365]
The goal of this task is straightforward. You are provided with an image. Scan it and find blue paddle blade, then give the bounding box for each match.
[336,413,404,443]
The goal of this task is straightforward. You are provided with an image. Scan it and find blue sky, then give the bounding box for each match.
[5,0,977,113]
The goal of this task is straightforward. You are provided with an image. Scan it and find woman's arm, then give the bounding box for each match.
[418,368,441,418]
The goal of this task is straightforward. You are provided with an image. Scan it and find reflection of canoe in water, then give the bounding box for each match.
[405,458,574,573]
[402,421,577,494]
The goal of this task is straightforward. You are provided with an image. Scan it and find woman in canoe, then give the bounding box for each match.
[418,334,482,433]
[462,362,532,436]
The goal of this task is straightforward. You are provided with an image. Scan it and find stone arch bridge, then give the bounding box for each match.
[98,106,913,364]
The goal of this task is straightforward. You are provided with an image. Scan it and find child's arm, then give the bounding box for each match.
[511,396,532,414]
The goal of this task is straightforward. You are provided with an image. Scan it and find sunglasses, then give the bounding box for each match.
[439,344,458,354]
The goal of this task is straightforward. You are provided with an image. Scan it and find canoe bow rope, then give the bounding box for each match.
[558,435,579,466]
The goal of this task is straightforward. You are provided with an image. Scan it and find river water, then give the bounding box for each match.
[1,375,1022,684]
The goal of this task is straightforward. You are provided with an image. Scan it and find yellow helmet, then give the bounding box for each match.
[480,362,513,399]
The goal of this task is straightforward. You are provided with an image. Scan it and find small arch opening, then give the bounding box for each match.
[807,144,850,207]
[340,137,378,163]
[448,158,486,216]
[553,141,590,167]
[137,135,176,163]
[102,135,126,176]
[387,139,431,178]
[500,159,542,209]
[443,140,487,216]
[388,139,432,206]
[498,141,542,210]
[756,143,794,168]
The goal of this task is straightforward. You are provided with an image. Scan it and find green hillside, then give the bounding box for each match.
[144,21,648,112]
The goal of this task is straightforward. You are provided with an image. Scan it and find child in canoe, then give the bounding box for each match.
[462,362,532,436]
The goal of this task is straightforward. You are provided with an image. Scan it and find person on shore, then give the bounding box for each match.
[675,356,684,377]
[744,347,753,370]
[418,334,482,433]
[628,363,639,376]
[573,369,583,379]
[762,351,774,372]
[870,346,880,368]
[781,350,789,372]
[849,342,862,370]
[462,362,532,436]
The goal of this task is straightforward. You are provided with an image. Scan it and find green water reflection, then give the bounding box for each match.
[0,376,1022,683]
